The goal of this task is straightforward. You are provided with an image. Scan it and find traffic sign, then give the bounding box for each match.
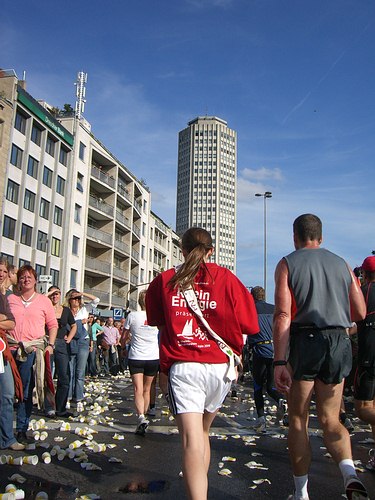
[39,275,53,283]
[113,308,123,320]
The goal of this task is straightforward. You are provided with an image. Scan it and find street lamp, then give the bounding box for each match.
[255,191,272,298]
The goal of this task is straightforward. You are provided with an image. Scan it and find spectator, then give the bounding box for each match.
[101,317,120,375]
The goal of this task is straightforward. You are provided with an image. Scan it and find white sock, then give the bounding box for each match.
[293,474,308,498]
[338,459,356,484]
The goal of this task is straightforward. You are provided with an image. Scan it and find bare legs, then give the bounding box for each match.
[355,399,375,441]
[132,373,155,416]
[176,411,218,500]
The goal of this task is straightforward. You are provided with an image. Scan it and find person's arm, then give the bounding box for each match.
[347,266,366,322]
[0,314,15,331]
[0,295,15,330]
[273,258,292,394]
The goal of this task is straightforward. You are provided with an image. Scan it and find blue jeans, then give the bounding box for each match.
[69,341,89,401]
[54,339,71,414]
[0,361,16,448]
[87,341,98,376]
[15,351,36,433]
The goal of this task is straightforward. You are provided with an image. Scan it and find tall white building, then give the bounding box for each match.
[0,70,183,312]
[176,116,237,272]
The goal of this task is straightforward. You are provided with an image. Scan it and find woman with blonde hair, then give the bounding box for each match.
[146,227,259,499]
[124,289,159,435]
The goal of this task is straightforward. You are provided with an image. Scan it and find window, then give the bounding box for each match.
[45,135,55,156]
[10,144,23,168]
[76,173,84,192]
[79,142,86,161]
[51,237,61,257]
[142,222,146,236]
[74,204,81,224]
[72,236,79,255]
[40,198,50,219]
[2,216,16,239]
[35,264,46,278]
[141,245,145,259]
[59,146,69,166]
[50,268,60,287]
[37,231,48,251]
[19,258,30,267]
[43,166,53,187]
[56,176,65,196]
[15,111,27,134]
[24,189,36,212]
[31,123,43,145]
[27,155,39,178]
[54,206,63,226]
[6,180,19,204]
[20,223,32,246]
[70,269,77,289]
[0,252,13,264]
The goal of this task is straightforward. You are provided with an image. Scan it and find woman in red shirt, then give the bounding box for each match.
[146,227,259,500]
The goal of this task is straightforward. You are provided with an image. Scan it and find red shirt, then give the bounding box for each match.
[146,263,259,373]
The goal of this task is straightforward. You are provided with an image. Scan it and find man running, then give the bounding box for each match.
[273,214,367,500]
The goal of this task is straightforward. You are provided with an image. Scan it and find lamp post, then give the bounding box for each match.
[255,191,272,298]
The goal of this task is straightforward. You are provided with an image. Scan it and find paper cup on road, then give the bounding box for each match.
[22,455,38,465]
[50,446,61,456]
[39,431,48,441]
[0,493,17,499]
[59,422,71,431]
[7,456,23,465]
[35,493,48,499]
[92,443,106,453]
[4,486,25,500]
[41,452,51,464]
[69,440,83,450]
[25,443,36,451]
[32,431,40,441]
[0,454,9,464]
[57,450,66,461]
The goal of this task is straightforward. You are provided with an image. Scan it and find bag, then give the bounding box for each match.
[68,338,79,355]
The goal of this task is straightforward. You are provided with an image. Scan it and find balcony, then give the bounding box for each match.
[86,226,113,246]
[132,223,141,239]
[112,294,126,307]
[130,273,138,286]
[133,200,142,216]
[113,265,128,280]
[115,210,131,230]
[131,249,139,263]
[91,165,116,189]
[89,195,114,218]
[114,239,130,256]
[85,256,111,275]
[117,184,132,203]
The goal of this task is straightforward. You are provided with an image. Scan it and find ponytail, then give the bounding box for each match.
[168,227,213,291]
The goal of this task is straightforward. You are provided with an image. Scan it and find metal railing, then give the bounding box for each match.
[117,184,132,202]
[114,239,130,255]
[89,195,114,217]
[115,210,131,230]
[91,165,116,189]
[85,257,111,275]
[86,226,113,245]
[131,249,139,262]
[133,223,141,238]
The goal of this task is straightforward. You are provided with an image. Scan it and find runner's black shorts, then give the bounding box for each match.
[289,328,352,384]
[353,366,375,401]
[128,358,159,376]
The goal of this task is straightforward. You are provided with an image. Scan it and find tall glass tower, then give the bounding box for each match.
[176,116,237,272]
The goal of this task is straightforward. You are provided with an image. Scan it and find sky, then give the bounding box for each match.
[1,0,374,298]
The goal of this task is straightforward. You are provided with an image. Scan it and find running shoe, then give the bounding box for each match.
[277,398,288,422]
[254,415,266,433]
[147,407,156,417]
[344,475,369,499]
[286,493,309,500]
[343,417,355,434]
[135,415,149,435]
[366,448,375,472]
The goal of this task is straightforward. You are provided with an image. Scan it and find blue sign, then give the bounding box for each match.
[113,308,123,320]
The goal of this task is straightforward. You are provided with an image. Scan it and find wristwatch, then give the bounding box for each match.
[47,343,55,350]
[273,360,287,367]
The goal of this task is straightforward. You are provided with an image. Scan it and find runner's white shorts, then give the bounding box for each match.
[168,361,232,414]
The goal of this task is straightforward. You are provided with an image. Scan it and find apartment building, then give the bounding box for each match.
[0,70,182,312]
[176,116,237,272]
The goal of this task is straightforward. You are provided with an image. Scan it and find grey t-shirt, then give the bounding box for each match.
[285,247,352,328]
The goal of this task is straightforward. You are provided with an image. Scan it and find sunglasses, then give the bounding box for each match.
[70,296,82,300]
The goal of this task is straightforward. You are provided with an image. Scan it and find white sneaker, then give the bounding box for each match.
[66,400,71,409]
[135,415,149,435]
[254,415,266,433]
[344,475,369,499]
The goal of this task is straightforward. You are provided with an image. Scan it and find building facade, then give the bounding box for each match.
[0,70,182,312]
[176,116,237,272]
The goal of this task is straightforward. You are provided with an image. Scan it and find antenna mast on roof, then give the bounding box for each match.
[74,71,87,119]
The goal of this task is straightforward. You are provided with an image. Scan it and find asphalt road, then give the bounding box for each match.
[1,373,374,499]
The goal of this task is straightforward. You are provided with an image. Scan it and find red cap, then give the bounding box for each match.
[362,256,375,272]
